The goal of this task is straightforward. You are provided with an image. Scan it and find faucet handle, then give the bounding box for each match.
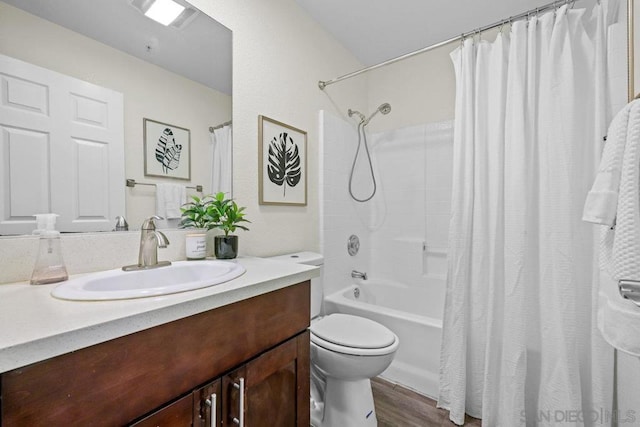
[142,215,164,230]
[114,215,128,231]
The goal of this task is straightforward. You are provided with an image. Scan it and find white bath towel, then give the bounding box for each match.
[607,100,640,281]
[598,269,640,356]
[156,183,186,228]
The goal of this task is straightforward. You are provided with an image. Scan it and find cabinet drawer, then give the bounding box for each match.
[130,394,193,427]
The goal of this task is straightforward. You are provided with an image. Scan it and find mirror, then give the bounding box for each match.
[0,0,231,235]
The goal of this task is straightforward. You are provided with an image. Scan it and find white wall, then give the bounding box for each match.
[185,0,368,258]
[0,0,367,283]
[366,41,457,133]
[0,2,232,228]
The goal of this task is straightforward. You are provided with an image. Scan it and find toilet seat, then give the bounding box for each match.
[310,314,399,356]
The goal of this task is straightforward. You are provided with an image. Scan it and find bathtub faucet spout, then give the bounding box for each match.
[351,270,368,280]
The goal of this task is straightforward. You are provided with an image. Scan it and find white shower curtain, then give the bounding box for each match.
[438,3,617,426]
[210,124,232,196]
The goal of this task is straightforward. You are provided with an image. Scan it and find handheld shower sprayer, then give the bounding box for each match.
[346,102,392,202]
[364,103,391,126]
[348,104,391,125]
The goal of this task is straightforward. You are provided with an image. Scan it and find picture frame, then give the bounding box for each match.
[144,118,191,180]
[258,115,307,206]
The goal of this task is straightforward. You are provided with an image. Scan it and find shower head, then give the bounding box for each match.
[364,102,392,125]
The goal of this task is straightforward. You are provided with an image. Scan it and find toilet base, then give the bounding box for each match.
[313,377,377,427]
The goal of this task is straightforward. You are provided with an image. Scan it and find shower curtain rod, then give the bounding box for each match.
[318,0,579,90]
[209,120,232,133]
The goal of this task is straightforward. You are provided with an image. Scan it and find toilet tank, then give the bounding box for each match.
[266,251,323,319]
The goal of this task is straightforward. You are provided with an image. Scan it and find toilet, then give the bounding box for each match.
[268,252,399,427]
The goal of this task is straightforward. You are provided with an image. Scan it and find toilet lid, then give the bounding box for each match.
[309,314,396,349]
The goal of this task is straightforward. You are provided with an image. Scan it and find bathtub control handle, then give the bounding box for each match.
[351,270,367,280]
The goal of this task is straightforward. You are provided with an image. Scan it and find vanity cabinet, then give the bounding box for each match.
[0,282,311,427]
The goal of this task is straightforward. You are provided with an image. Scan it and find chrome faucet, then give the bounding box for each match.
[351,270,368,280]
[122,216,171,271]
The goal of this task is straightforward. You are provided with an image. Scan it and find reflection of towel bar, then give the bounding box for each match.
[126,178,202,192]
[619,280,640,307]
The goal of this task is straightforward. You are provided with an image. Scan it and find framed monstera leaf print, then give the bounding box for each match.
[143,118,191,180]
[258,115,307,206]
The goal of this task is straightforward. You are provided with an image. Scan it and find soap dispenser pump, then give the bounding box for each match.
[30,214,68,285]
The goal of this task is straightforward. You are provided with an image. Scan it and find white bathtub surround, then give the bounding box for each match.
[439,3,617,426]
[368,121,453,282]
[320,111,372,298]
[320,109,453,398]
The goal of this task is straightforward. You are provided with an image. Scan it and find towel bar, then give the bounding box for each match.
[619,280,640,306]
[126,179,203,193]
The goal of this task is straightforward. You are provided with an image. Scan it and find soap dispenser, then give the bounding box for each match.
[30,214,68,285]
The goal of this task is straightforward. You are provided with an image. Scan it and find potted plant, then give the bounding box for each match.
[179,195,217,230]
[208,192,250,259]
[180,193,250,259]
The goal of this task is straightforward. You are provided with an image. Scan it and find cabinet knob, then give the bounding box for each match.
[205,393,217,427]
[232,378,245,427]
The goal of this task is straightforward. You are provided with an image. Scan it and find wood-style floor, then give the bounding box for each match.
[372,377,482,427]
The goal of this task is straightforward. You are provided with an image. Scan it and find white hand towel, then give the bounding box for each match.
[156,184,186,228]
[582,102,632,226]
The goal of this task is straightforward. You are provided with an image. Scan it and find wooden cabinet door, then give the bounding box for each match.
[129,394,193,427]
[193,379,222,427]
[222,332,310,427]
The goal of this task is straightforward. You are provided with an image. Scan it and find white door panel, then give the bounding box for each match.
[0,54,124,234]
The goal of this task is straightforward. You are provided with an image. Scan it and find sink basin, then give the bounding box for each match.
[51,260,246,301]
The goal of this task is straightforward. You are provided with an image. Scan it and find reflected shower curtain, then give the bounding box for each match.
[438,3,617,426]
[211,124,232,196]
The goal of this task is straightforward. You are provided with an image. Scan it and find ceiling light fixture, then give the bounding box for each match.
[144,0,185,26]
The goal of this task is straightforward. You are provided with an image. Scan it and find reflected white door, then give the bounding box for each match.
[0,54,124,234]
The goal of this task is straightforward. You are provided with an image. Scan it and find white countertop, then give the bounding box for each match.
[0,257,318,373]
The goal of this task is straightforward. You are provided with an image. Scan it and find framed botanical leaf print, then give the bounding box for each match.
[258,115,307,206]
[144,118,191,180]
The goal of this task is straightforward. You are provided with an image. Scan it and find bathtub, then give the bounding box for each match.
[323,279,444,399]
